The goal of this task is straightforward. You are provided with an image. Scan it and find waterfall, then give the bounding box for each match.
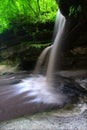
[34,45,52,74]
[52,10,64,41]
[46,9,66,82]
[34,10,66,78]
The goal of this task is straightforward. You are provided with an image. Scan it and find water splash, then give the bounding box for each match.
[17,76,67,105]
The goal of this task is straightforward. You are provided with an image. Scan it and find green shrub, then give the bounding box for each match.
[0,0,58,33]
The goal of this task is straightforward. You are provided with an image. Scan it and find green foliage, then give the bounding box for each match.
[0,0,58,33]
[69,5,82,17]
[29,43,51,48]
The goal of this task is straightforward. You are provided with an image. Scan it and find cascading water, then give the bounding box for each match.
[46,10,66,81]
[34,10,66,76]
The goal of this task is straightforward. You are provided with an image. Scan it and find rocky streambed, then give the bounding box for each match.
[0,70,87,130]
[0,102,87,130]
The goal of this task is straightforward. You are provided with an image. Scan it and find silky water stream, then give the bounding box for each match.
[0,10,87,122]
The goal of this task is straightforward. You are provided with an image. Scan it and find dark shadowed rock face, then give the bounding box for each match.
[56,0,86,18]
[54,0,87,71]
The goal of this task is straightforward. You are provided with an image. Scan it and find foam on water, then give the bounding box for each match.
[10,75,67,105]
